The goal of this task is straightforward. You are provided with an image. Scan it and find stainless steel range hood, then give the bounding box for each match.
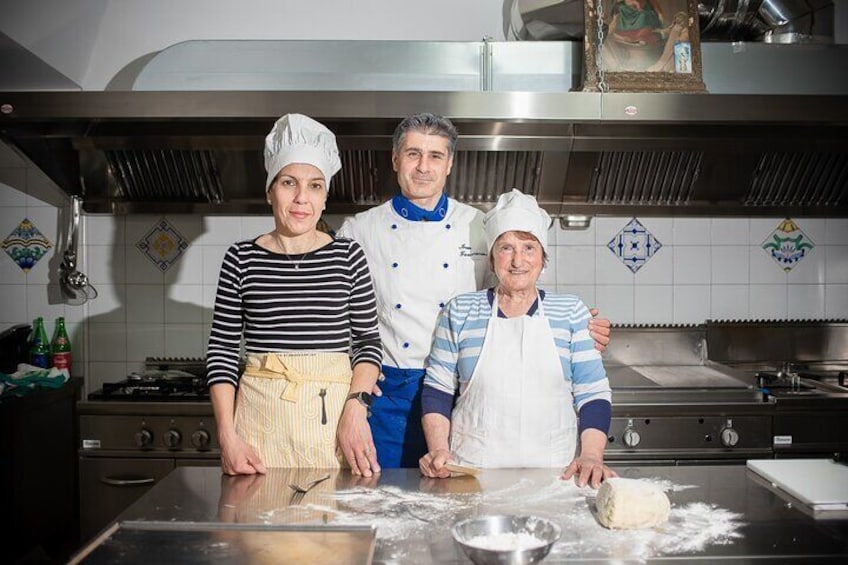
[1,40,847,217]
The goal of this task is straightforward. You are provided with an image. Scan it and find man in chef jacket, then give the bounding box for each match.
[337,113,611,471]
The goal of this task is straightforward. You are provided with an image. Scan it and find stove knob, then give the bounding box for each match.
[135,428,153,448]
[623,428,641,448]
[191,429,211,450]
[721,427,740,447]
[164,429,182,449]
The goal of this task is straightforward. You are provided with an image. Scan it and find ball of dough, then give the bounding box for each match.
[595,478,671,529]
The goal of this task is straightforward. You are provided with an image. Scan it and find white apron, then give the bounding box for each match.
[450,292,577,468]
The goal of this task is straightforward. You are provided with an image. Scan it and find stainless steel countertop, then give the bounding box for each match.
[79,464,848,563]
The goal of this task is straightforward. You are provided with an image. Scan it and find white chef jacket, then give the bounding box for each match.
[338,198,489,369]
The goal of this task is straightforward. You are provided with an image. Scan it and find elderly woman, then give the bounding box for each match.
[419,189,615,488]
[206,114,382,476]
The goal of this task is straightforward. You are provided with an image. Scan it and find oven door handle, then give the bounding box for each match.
[100,476,157,487]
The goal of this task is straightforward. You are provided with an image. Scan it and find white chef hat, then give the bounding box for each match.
[263,113,342,190]
[483,188,551,255]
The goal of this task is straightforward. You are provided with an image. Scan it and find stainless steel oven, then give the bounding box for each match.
[78,361,219,543]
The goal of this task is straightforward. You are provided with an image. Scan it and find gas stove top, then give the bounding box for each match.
[87,358,210,401]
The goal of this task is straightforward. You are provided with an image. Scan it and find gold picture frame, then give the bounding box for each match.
[583,0,707,92]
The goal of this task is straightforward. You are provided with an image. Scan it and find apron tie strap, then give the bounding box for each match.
[243,353,351,403]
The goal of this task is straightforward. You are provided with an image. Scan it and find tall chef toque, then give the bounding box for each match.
[483,188,552,255]
[263,113,342,190]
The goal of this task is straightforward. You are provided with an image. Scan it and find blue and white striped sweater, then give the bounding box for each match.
[424,289,611,412]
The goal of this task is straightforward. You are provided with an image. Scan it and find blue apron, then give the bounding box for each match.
[370,365,428,468]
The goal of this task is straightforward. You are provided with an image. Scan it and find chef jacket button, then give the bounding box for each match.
[395,303,402,309]
[439,302,445,308]
[403,342,410,348]
[391,224,398,230]
[443,262,449,269]
[392,262,398,268]
[446,224,452,229]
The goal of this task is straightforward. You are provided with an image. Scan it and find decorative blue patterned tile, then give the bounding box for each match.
[608,218,663,273]
[136,218,188,272]
[1,218,52,272]
[761,218,814,272]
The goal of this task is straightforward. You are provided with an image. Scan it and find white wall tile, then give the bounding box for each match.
[556,221,595,246]
[596,285,634,325]
[0,252,27,284]
[794,218,825,247]
[25,167,65,207]
[638,218,672,246]
[165,324,207,359]
[673,285,711,324]
[825,246,848,284]
[634,246,672,285]
[710,285,749,320]
[165,244,203,285]
[825,285,848,318]
[749,285,788,320]
[126,284,165,324]
[711,218,749,245]
[673,218,711,245]
[202,245,228,284]
[594,217,629,246]
[126,323,165,362]
[787,246,825,284]
[87,323,128,362]
[25,206,59,251]
[556,245,595,285]
[596,246,634,285]
[711,246,750,284]
[87,244,125,285]
[125,244,166,284]
[166,215,204,245]
[125,215,164,243]
[0,176,28,206]
[26,284,66,323]
[672,246,710,284]
[63,301,87,324]
[635,285,673,324]
[824,219,848,245]
[558,285,596,309]
[199,216,244,245]
[749,246,787,284]
[165,285,206,322]
[788,285,825,319]
[748,218,778,245]
[0,205,27,237]
[86,214,125,246]
[85,284,126,323]
[0,284,28,324]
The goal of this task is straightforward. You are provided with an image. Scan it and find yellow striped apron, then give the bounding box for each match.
[234,352,352,468]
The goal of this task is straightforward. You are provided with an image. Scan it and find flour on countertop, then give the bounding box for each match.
[255,476,743,563]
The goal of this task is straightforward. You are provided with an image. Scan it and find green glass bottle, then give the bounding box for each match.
[29,317,50,368]
[51,316,72,371]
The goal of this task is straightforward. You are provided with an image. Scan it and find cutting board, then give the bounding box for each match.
[747,459,848,512]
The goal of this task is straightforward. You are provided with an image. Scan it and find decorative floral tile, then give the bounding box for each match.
[1,218,52,272]
[761,218,814,272]
[136,218,188,272]
[608,218,663,274]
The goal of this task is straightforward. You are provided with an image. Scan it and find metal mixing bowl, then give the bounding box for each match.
[451,515,561,565]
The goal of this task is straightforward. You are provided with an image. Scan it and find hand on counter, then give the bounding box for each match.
[220,432,267,476]
[418,447,454,479]
[337,400,380,477]
[562,429,617,489]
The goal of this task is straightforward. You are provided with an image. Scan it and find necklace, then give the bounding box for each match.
[275,231,317,271]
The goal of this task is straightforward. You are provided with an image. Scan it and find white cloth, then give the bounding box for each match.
[263,113,342,189]
[482,188,551,255]
[338,198,489,369]
[449,292,577,468]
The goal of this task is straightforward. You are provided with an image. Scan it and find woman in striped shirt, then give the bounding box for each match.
[419,189,616,488]
[206,114,382,476]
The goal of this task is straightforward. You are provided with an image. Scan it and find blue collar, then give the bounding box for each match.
[487,288,544,318]
[391,192,448,222]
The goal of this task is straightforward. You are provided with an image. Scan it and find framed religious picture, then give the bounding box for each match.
[583,0,707,92]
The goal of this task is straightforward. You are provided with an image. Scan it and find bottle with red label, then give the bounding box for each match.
[51,316,72,371]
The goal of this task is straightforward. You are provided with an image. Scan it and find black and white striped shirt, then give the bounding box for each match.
[206,237,382,388]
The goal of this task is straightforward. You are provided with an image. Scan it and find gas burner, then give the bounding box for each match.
[127,369,199,383]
